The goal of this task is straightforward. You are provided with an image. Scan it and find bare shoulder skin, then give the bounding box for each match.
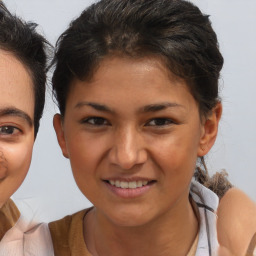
[217,188,256,256]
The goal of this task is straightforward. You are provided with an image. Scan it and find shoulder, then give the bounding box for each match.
[49,209,89,256]
[217,188,256,255]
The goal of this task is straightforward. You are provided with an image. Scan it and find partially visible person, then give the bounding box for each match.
[48,0,255,255]
[0,2,53,255]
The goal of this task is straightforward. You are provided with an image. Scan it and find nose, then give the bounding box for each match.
[108,126,147,170]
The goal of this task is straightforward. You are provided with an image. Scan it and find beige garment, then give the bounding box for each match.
[0,199,20,241]
[0,199,54,256]
[0,217,54,256]
[49,207,199,256]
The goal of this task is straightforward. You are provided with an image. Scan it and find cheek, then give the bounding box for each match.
[3,141,33,180]
[0,140,34,207]
[0,151,8,179]
[66,133,108,200]
[150,131,199,167]
[67,135,97,180]
[148,129,200,194]
[67,132,106,172]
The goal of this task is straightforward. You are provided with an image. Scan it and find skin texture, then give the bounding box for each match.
[0,50,35,208]
[217,188,256,256]
[54,56,221,256]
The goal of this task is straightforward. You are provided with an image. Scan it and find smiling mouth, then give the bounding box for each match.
[104,180,156,189]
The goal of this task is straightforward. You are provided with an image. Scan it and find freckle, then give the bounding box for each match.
[0,150,8,180]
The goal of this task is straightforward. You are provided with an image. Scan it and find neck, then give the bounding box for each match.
[84,196,198,256]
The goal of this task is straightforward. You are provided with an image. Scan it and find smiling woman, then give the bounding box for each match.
[0,2,52,255]
[47,0,256,255]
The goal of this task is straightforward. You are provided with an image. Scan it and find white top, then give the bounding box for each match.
[0,213,54,256]
[190,180,219,256]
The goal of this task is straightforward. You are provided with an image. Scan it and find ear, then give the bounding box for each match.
[53,114,69,158]
[197,102,222,156]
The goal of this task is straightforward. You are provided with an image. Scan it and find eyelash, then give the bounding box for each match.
[81,117,175,127]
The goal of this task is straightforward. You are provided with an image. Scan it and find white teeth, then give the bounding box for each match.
[115,180,121,188]
[128,181,137,189]
[142,181,148,186]
[120,181,128,188]
[109,180,149,189]
[137,181,143,187]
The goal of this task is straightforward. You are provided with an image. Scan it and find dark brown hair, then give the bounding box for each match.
[0,2,49,136]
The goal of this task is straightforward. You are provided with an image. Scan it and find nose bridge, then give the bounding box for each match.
[110,125,146,169]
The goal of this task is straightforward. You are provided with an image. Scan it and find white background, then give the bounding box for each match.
[4,0,256,222]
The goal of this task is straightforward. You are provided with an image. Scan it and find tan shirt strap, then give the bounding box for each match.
[0,199,20,240]
[49,214,72,256]
[245,232,256,256]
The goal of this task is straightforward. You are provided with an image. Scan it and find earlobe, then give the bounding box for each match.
[53,114,69,158]
[198,102,222,156]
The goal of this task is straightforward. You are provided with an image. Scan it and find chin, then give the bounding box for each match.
[103,206,156,228]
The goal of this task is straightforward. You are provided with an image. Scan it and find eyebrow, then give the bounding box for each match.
[0,107,33,127]
[75,102,115,114]
[142,102,185,112]
[75,101,184,114]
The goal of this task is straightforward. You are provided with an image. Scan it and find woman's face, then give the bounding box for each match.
[0,50,35,208]
[54,56,220,226]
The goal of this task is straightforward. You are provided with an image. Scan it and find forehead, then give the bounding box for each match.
[0,49,34,117]
[67,56,198,113]
[74,56,188,92]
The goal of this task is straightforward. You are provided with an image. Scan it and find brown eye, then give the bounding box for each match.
[146,118,174,127]
[82,117,109,126]
[0,126,19,135]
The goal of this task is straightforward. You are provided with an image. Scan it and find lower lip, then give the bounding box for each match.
[104,181,154,198]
